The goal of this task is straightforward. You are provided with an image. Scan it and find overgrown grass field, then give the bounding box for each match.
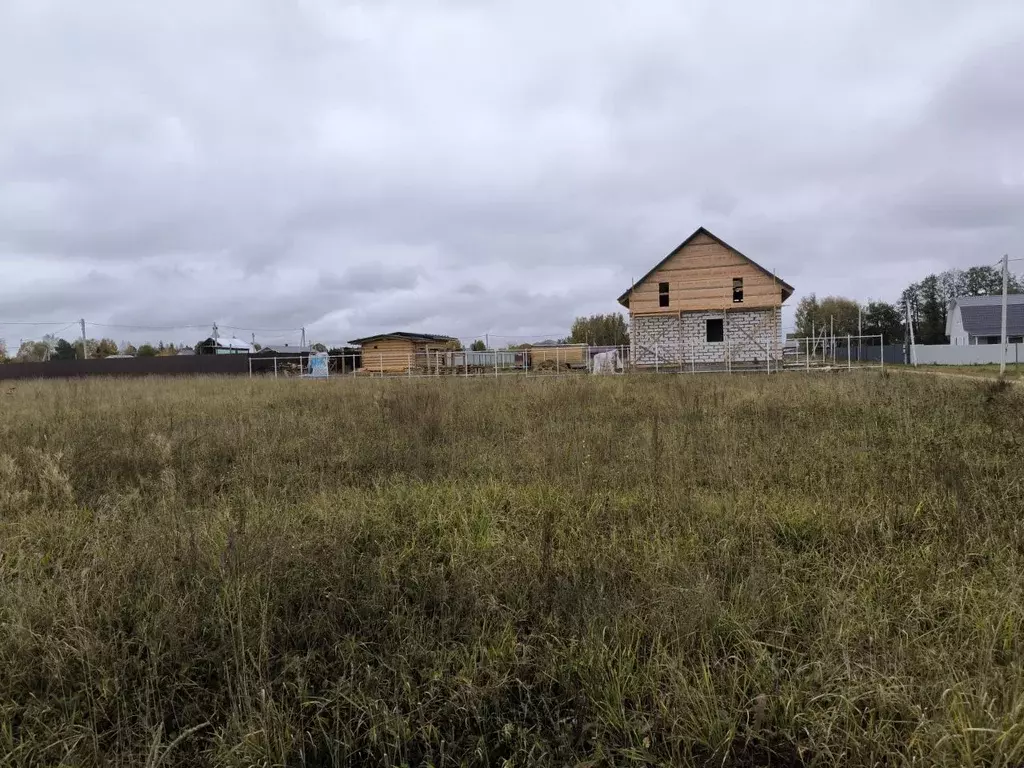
[1,372,1023,766]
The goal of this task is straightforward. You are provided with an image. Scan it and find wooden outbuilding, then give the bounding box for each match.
[349,332,460,374]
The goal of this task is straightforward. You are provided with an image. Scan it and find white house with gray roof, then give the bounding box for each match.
[946,295,1024,345]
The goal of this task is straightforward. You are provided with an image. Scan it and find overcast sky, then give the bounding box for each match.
[1,0,1023,347]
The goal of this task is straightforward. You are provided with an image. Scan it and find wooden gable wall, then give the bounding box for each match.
[628,233,784,314]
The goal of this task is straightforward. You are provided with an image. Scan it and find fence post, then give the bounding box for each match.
[805,338,809,371]
[248,356,252,378]
[847,334,851,369]
[655,341,659,374]
[273,357,278,378]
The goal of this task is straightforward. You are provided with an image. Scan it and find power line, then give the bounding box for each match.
[0,320,78,326]
[47,323,78,337]
[88,322,210,330]
[221,325,303,333]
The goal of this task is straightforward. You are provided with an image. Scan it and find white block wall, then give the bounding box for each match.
[911,344,1024,365]
[631,310,780,367]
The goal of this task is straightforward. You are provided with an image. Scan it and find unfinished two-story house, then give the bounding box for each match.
[618,227,794,370]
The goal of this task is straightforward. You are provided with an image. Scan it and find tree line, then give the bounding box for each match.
[0,336,193,363]
[795,263,1021,344]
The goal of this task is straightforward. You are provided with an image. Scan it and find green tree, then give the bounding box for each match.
[917,274,946,344]
[75,339,97,359]
[137,344,158,357]
[15,340,50,362]
[158,343,177,356]
[899,284,920,336]
[794,295,860,337]
[470,339,487,351]
[567,313,629,346]
[961,265,1023,297]
[794,294,820,337]
[53,338,77,360]
[121,343,138,356]
[862,301,904,343]
[311,342,327,353]
[94,338,119,358]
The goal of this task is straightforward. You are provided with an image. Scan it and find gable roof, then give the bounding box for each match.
[949,295,1024,337]
[617,226,794,308]
[348,331,458,346]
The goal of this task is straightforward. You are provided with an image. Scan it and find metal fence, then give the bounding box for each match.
[910,343,1024,366]
[781,335,887,371]
[0,354,250,380]
[247,339,890,379]
[247,346,629,378]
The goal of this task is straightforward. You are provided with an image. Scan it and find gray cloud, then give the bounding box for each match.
[1,0,1023,347]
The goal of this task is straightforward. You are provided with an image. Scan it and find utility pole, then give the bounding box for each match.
[251,332,256,348]
[212,322,219,341]
[485,333,489,349]
[906,301,917,366]
[80,318,88,359]
[1000,253,1009,377]
[301,327,306,348]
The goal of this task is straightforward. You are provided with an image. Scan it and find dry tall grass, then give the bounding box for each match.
[1,372,1023,766]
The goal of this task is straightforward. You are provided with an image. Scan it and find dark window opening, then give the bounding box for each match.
[706,318,724,343]
[658,281,670,308]
[659,282,675,307]
[732,277,744,303]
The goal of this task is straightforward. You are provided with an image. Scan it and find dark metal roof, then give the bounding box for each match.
[256,344,311,354]
[617,226,795,308]
[954,295,1024,337]
[348,331,458,345]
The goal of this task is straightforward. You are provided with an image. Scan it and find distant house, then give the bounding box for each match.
[177,347,195,356]
[349,332,459,373]
[195,337,254,355]
[248,344,312,375]
[617,226,794,368]
[947,295,1024,345]
[252,344,312,356]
